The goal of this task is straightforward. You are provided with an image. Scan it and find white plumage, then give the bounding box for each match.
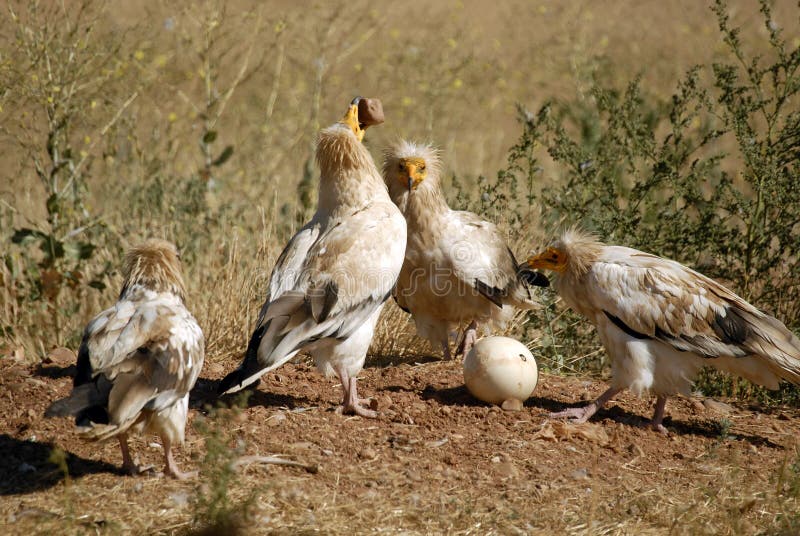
[382,140,548,359]
[526,229,800,431]
[219,98,406,418]
[46,239,204,478]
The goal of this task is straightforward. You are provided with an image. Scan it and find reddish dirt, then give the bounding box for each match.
[1,355,799,534]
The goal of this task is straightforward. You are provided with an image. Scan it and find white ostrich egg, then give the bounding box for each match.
[463,336,539,405]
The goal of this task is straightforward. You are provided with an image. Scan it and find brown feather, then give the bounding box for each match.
[120,239,186,301]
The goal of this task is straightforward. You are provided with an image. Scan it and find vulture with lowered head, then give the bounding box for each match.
[382,140,548,360]
[525,228,800,432]
[46,239,204,479]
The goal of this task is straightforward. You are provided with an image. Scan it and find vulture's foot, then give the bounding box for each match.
[339,376,378,418]
[341,401,378,419]
[549,386,623,424]
[162,437,196,480]
[119,434,154,476]
[646,395,669,435]
[646,422,669,435]
[122,461,155,476]
[549,404,597,424]
[164,465,198,480]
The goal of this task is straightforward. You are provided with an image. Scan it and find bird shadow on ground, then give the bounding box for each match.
[189,377,227,409]
[0,434,120,496]
[192,377,316,413]
[366,354,441,368]
[33,363,76,380]
[420,384,490,407]
[532,397,783,448]
[380,384,427,395]
[666,419,783,448]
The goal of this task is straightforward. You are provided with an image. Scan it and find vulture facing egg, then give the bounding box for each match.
[525,229,800,432]
[383,140,548,360]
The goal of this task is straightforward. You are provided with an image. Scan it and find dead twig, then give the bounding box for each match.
[232,455,319,474]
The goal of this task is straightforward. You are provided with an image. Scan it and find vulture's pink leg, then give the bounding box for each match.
[648,395,669,435]
[455,320,478,360]
[549,386,623,423]
[162,435,197,480]
[119,433,138,475]
[441,340,453,361]
[337,367,377,418]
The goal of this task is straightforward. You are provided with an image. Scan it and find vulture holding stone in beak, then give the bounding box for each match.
[382,140,549,360]
[525,228,800,432]
[218,97,406,418]
[46,239,204,479]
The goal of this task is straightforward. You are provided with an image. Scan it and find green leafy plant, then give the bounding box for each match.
[773,446,800,534]
[189,401,258,535]
[464,0,800,403]
[1,0,136,347]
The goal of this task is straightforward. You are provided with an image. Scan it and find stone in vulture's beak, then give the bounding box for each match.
[340,96,366,142]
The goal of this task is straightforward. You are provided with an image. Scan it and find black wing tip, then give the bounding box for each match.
[44,397,79,418]
[218,369,244,395]
[218,369,262,397]
[474,278,505,308]
[218,325,266,395]
[391,293,411,314]
[519,269,550,288]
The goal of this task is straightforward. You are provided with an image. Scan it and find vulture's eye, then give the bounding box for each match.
[419,164,426,171]
[398,162,405,170]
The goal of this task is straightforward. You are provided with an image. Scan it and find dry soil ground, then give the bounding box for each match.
[1,354,799,535]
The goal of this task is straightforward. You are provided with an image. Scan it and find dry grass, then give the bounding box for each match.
[1,0,799,534]
[2,362,799,535]
[2,0,794,360]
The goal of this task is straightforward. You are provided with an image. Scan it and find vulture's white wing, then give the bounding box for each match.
[585,246,800,383]
[268,223,322,301]
[220,201,405,394]
[47,292,205,433]
[440,211,546,306]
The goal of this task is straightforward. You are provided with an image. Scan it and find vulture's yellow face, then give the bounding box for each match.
[396,157,427,191]
[526,247,568,273]
[340,103,366,142]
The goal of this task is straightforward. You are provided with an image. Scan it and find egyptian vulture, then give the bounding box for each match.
[525,229,800,432]
[382,140,548,360]
[218,98,406,418]
[46,239,204,479]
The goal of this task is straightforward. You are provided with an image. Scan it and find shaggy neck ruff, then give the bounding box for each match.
[382,140,448,231]
[316,124,386,217]
[404,176,450,233]
[557,228,605,282]
[120,240,186,301]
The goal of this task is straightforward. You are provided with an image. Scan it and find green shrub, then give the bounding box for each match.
[465,0,800,404]
[190,402,257,535]
[1,0,134,348]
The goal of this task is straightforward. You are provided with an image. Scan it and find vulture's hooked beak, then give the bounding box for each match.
[341,96,366,142]
[398,158,427,192]
[524,247,568,273]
